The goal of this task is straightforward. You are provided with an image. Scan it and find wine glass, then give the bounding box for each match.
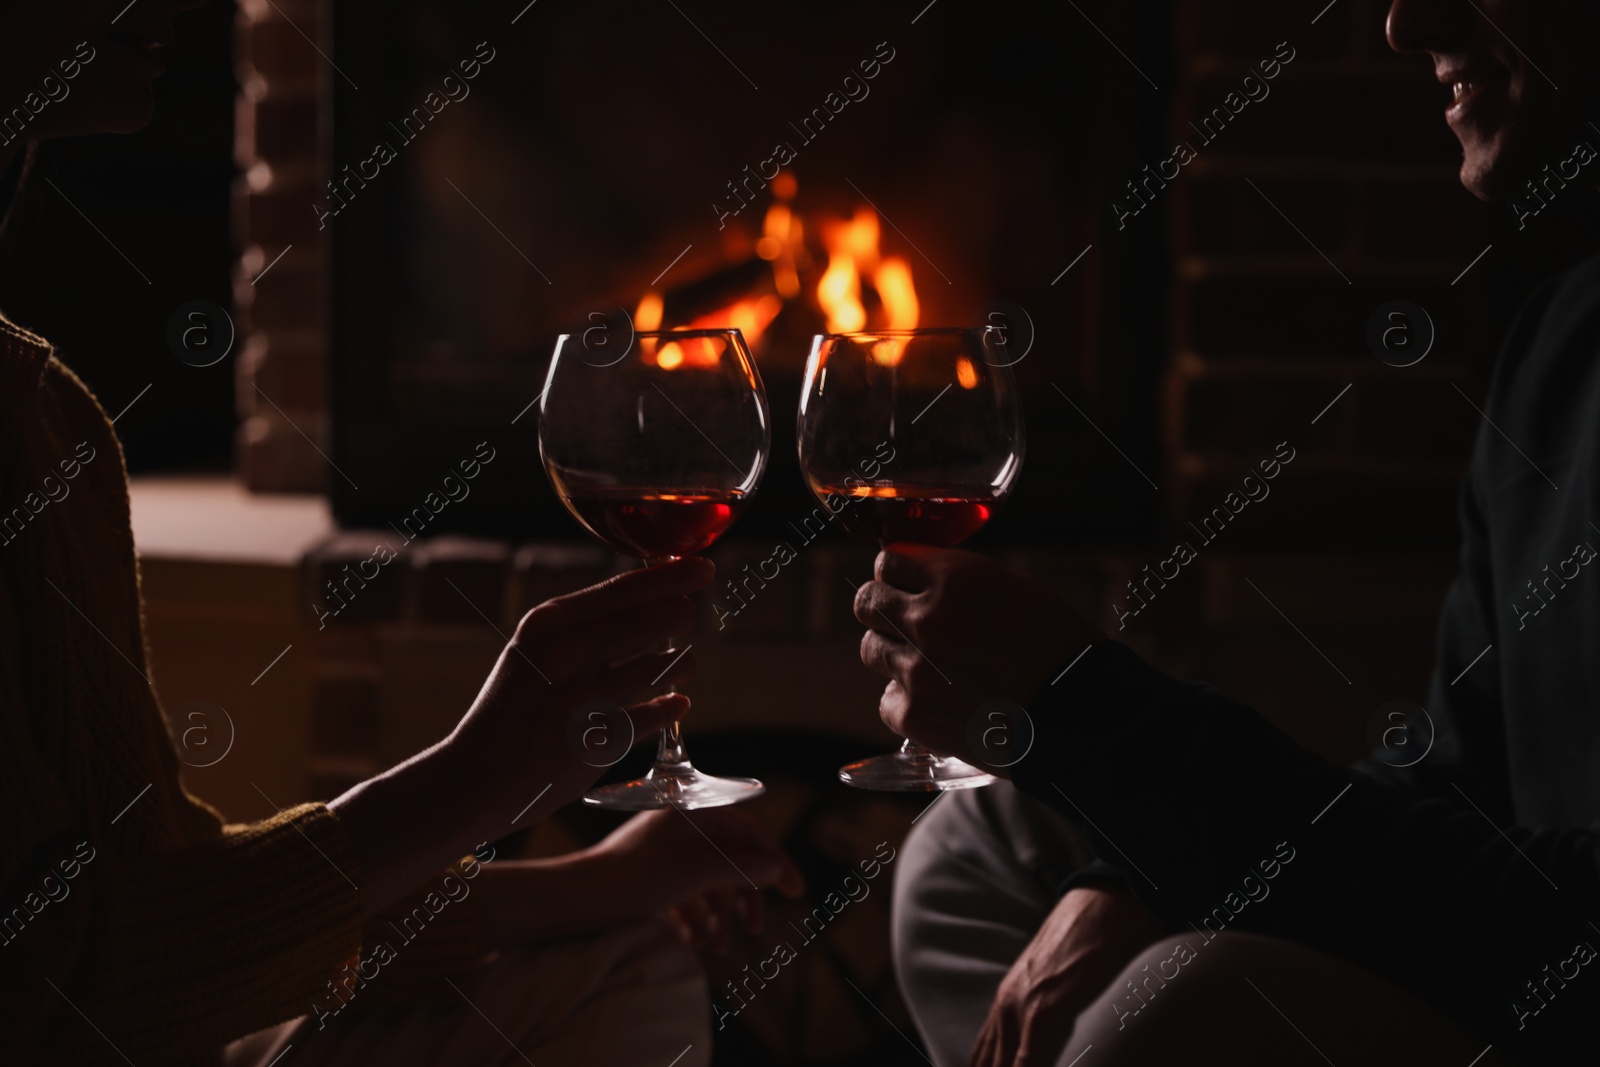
[797,326,1025,791]
[539,328,769,809]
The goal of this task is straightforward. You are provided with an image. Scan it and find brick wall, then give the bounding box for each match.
[233,0,328,492]
[1163,0,1495,548]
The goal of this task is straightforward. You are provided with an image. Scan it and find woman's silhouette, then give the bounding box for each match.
[0,5,800,1064]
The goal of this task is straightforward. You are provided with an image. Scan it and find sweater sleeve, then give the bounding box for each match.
[1009,641,1600,1058]
[0,688,368,1062]
[4,810,368,1065]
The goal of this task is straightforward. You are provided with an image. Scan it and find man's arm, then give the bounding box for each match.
[856,548,1600,1058]
[970,886,1163,1067]
[1011,640,1600,1059]
[1356,410,1512,818]
[1358,271,1571,816]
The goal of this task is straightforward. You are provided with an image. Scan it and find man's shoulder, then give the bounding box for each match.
[1509,251,1600,346]
[1540,250,1600,315]
[1489,251,1600,399]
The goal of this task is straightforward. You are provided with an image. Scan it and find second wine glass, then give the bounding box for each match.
[539,328,769,809]
[798,326,1025,791]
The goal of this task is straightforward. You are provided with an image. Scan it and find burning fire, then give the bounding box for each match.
[815,207,920,343]
[874,259,919,330]
[635,285,781,370]
[637,172,920,368]
[646,294,784,370]
[816,205,920,367]
[696,294,783,344]
[636,292,663,332]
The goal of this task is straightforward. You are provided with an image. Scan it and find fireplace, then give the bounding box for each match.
[325,0,1171,545]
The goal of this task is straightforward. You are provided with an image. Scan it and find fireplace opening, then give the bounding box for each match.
[328,0,1171,545]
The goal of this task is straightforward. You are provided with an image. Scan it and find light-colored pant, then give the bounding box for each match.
[892,784,1515,1067]
[226,918,710,1067]
[891,782,1092,1067]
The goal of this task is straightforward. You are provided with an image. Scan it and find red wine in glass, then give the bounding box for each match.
[799,327,1025,791]
[540,329,769,810]
[561,488,747,558]
[816,483,993,548]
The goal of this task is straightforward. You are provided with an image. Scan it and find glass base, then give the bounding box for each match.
[583,763,766,810]
[838,751,997,792]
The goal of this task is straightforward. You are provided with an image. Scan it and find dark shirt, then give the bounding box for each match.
[1011,254,1600,1059]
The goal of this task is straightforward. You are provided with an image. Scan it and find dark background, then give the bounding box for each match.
[0,0,237,472]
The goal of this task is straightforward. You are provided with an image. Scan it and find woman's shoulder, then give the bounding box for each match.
[0,311,120,479]
[0,310,53,387]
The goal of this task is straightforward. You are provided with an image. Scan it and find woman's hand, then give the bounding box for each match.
[970,887,1164,1067]
[854,545,1104,766]
[447,556,716,825]
[594,808,805,952]
[332,557,717,915]
[478,809,804,950]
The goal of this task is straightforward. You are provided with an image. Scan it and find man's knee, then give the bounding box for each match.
[892,784,1087,964]
[1051,933,1269,1064]
[1086,933,1217,1039]
[891,788,990,963]
[1060,932,1512,1067]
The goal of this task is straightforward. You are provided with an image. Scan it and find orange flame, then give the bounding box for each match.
[639,176,920,370]
[687,295,782,349]
[635,292,664,332]
[638,293,782,369]
[874,257,919,331]
[817,209,875,334]
[757,204,790,261]
[764,174,803,298]
[652,334,729,370]
[817,208,920,358]
[818,246,865,333]
[843,208,879,263]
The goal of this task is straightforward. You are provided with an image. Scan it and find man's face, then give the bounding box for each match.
[1388,0,1600,201]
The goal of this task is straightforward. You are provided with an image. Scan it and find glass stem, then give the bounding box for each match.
[656,720,689,769]
[645,554,691,774]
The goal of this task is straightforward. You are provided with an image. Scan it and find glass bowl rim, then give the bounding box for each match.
[629,328,749,340]
[815,326,997,341]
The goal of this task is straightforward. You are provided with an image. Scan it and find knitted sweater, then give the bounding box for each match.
[0,315,475,1064]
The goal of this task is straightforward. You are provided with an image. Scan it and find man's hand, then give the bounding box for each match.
[855,544,1104,765]
[971,887,1164,1067]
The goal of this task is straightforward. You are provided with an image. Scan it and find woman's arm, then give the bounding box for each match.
[330,557,711,914]
[0,558,714,1061]
[476,808,804,949]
